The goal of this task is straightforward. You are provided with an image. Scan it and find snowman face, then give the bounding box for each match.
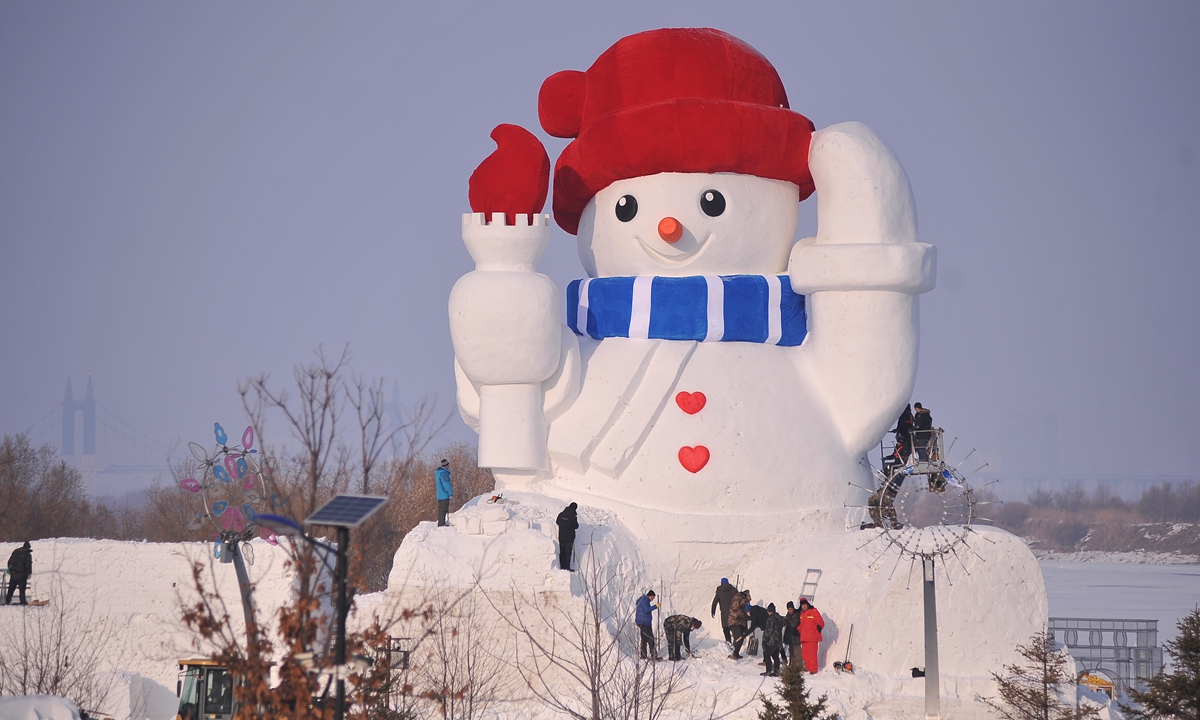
[576,172,799,277]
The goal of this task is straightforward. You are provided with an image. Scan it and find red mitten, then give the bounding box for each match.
[468,124,550,226]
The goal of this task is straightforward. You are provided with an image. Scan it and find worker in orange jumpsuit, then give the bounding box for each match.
[796,597,824,673]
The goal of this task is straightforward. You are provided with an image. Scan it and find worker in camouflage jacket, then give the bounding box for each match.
[663,615,702,661]
[726,589,752,659]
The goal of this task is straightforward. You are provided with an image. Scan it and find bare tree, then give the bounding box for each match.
[0,577,123,718]
[240,345,350,516]
[396,587,517,720]
[178,346,465,718]
[0,435,91,542]
[236,346,457,592]
[485,541,689,720]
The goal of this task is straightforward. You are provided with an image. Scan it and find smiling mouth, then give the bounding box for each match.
[635,233,713,265]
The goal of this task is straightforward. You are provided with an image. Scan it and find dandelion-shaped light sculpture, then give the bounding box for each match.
[855,429,995,720]
[178,422,281,636]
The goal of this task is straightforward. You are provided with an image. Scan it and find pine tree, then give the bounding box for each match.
[757,659,839,720]
[1120,608,1200,720]
[982,629,1100,720]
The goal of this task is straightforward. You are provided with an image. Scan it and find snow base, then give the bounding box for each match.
[0,696,80,720]
[385,491,1056,719]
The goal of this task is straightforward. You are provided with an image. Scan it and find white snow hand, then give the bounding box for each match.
[789,121,936,456]
[448,213,561,471]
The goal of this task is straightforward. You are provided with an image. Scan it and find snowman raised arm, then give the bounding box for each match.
[450,28,935,529]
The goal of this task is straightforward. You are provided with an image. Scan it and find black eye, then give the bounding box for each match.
[701,189,726,217]
[615,195,638,222]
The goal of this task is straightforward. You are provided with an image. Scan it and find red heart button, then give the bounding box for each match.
[675,391,706,415]
[678,445,710,473]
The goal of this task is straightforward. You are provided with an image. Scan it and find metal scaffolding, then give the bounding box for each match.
[1047,617,1163,694]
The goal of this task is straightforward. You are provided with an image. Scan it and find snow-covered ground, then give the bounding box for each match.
[0,537,301,720]
[0,532,1193,720]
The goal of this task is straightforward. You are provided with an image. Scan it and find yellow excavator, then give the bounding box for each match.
[174,659,237,720]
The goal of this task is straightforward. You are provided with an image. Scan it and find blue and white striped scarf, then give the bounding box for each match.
[566,275,807,346]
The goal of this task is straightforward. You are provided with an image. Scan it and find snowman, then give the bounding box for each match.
[449,28,936,544]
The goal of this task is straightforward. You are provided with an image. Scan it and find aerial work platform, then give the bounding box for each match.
[865,427,970,530]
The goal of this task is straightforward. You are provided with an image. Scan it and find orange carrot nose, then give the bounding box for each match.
[658,216,683,243]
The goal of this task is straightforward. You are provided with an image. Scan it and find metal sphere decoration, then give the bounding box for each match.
[179,422,282,563]
[861,429,984,566]
[869,464,977,560]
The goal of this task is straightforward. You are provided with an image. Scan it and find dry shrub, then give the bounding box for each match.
[992,501,1031,531]
[989,482,1200,555]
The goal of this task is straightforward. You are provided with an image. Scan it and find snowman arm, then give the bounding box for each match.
[543,326,583,421]
[453,325,581,431]
[789,122,936,457]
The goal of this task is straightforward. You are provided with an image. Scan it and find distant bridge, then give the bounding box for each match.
[22,376,179,494]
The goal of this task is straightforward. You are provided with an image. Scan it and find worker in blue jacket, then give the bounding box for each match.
[436,459,453,526]
[635,590,660,660]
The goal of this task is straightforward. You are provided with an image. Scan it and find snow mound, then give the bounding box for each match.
[0,696,80,720]
[0,538,300,720]
[385,491,1053,718]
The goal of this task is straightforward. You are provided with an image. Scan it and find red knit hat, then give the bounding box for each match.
[539,28,817,235]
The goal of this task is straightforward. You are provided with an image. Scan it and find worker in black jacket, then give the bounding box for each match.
[913,402,934,461]
[556,503,579,571]
[783,601,800,666]
[748,603,770,656]
[5,542,32,606]
[710,578,737,642]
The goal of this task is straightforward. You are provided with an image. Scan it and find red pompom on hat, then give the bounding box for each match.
[539,28,816,235]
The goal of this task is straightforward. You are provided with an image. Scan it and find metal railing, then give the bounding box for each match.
[880,427,946,474]
[1048,617,1163,694]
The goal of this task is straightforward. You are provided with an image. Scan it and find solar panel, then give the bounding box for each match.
[304,494,389,529]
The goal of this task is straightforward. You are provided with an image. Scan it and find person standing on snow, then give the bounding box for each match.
[435,459,453,527]
[711,578,737,643]
[664,615,702,661]
[760,604,786,676]
[555,502,579,571]
[783,601,800,667]
[727,588,752,659]
[797,597,825,673]
[749,602,769,656]
[4,542,32,606]
[635,590,660,660]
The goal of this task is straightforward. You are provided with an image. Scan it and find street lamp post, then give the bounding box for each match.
[258,494,388,720]
[333,525,349,719]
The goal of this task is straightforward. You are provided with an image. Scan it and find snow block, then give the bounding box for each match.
[482,519,508,536]
[480,506,509,522]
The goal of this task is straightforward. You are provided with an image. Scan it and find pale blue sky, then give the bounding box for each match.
[2,2,1198,486]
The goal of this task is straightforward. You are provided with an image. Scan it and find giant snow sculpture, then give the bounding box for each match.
[420,29,1047,704]
[451,28,934,541]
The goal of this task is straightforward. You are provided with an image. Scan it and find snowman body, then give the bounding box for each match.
[543,335,861,531]
[453,137,934,540]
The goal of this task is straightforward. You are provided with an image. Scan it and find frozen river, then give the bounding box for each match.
[1039,559,1200,644]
